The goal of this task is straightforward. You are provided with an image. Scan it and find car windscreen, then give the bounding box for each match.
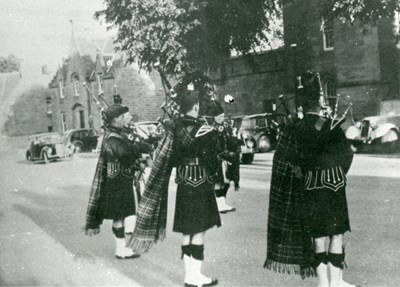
[39,134,62,143]
[240,119,255,129]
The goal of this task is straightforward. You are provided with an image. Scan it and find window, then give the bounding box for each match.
[46,97,52,114]
[79,110,85,128]
[395,11,400,35]
[61,113,67,133]
[256,118,267,128]
[321,17,334,51]
[324,80,336,98]
[59,79,64,99]
[72,75,80,97]
[97,74,104,93]
[48,126,53,132]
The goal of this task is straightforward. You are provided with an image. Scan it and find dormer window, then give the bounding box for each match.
[321,17,334,51]
[59,79,65,99]
[46,97,52,114]
[72,74,80,97]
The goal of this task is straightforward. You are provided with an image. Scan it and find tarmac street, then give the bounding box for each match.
[0,149,400,287]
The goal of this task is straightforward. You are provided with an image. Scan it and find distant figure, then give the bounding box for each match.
[214,116,241,213]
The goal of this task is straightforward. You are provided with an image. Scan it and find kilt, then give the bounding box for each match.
[173,164,221,235]
[98,177,139,220]
[304,167,351,238]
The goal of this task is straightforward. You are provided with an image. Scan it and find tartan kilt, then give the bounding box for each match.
[304,185,351,238]
[98,176,139,220]
[173,165,221,235]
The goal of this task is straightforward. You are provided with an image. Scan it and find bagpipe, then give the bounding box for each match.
[315,73,354,130]
[154,63,226,136]
[294,72,354,130]
[82,82,149,142]
[82,82,153,174]
[155,63,237,184]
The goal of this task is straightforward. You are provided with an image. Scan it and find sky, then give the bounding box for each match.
[0,0,115,85]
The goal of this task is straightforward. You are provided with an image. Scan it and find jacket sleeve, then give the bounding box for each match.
[137,141,154,154]
[107,137,141,165]
[325,125,354,174]
[335,128,354,174]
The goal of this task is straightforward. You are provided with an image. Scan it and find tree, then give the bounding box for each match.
[95,0,282,79]
[95,0,400,81]
[320,0,400,25]
[0,55,21,73]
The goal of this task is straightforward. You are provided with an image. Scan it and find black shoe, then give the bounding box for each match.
[225,207,236,213]
[184,278,218,287]
[203,278,218,286]
[115,253,140,259]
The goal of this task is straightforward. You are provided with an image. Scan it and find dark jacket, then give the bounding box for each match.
[296,113,353,174]
[89,125,153,222]
[173,115,220,176]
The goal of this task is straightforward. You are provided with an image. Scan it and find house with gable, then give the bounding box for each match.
[49,33,166,134]
[48,29,100,134]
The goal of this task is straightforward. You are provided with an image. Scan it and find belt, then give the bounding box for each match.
[181,157,200,166]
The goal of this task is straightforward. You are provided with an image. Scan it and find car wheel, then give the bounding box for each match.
[73,142,83,154]
[241,153,254,164]
[43,152,49,164]
[258,135,271,152]
[26,153,33,164]
[383,130,399,154]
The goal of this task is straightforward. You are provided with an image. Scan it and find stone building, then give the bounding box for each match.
[283,0,400,120]
[8,2,400,138]
[48,32,165,134]
[217,1,400,120]
[215,49,287,117]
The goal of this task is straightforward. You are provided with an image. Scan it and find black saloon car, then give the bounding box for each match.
[64,128,99,153]
[238,112,288,152]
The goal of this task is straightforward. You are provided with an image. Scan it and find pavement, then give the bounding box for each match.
[1,142,400,286]
[0,152,142,287]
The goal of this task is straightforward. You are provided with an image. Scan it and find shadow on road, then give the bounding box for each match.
[7,172,400,287]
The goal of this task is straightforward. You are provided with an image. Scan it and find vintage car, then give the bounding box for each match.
[345,114,400,153]
[239,137,256,164]
[64,128,99,153]
[134,121,165,149]
[226,115,255,164]
[26,132,74,164]
[237,112,288,153]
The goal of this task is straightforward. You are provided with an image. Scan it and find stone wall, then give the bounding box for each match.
[215,49,286,116]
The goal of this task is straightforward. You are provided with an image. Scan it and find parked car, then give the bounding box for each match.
[225,115,255,164]
[345,114,400,153]
[134,121,165,149]
[64,128,99,153]
[26,132,74,164]
[239,137,256,164]
[238,112,289,153]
